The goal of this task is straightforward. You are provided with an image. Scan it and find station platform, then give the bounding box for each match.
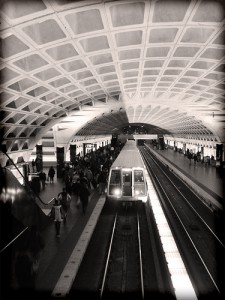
[146,145,224,210]
[13,174,104,297]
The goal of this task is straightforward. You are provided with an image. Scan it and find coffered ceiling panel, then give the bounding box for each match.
[0,0,224,153]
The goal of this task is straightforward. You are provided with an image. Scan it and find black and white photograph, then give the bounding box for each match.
[0,0,224,299]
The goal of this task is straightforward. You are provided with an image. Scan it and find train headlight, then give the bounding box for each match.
[135,190,140,195]
[114,188,121,196]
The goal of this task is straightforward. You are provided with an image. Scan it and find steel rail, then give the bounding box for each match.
[144,148,224,248]
[145,145,216,213]
[137,212,145,299]
[100,213,118,298]
[141,148,221,294]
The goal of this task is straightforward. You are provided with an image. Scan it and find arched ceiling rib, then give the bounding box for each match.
[0,0,225,154]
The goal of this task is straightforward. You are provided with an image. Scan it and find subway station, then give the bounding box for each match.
[0,1,225,299]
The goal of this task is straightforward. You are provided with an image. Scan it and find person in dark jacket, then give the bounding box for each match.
[31,159,36,172]
[193,154,197,166]
[39,171,46,190]
[48,166,55,183]
[97,169,108,194]
[72,178,81,207]
[79,179,90,214]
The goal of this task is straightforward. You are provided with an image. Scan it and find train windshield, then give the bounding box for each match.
[134,169,145,196]
[134,170,144,183]
[108,169,121,197]
[110,169,121,185]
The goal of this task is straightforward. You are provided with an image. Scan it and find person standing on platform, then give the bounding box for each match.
[48,166,55,183]
[193,154,197,167]
[31,159,36,172]
[50,198,63,237]
[85,166,93,189]
[79,178,90,214]
[72,171,80,184]
[72,178,81,207]
[58,187,71,222]
[97,169,108,195]
[39,171,46,190]
[64,173,72,195]
[188,152,192,165]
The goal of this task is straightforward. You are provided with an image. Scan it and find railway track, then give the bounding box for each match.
[100,203,144,298]
[69,199,174,299]
[140,146,225,299]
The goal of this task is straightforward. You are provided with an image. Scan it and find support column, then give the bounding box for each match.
[70,144,76,164]
[36,145,43,172]
[216,143,223,166]
[22,163,29,185]
[56,147,64,178]
[158,135,165,150]
[83,143,86,156]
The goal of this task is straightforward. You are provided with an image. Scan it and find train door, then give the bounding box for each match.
[122,169,132,197]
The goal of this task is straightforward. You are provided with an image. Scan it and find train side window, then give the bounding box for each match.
[110,170,121,185]
[134,170,144,183]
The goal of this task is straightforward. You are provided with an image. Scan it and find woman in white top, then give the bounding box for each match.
[51,198,63,237]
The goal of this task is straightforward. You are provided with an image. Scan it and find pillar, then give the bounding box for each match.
[22,163,29,184]
[216,144,223,164]
[56,147,64,178]
[70,144,76,164]
[36,145,43,172]
[158,135,165,150]
[83,143,86,156]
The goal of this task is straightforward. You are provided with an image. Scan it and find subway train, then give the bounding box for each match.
[106,140,148,202]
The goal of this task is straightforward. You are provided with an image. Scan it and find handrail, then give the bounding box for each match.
[3,152,47,206]
[0,227,29,254]
[48,197,55,204]
[0,197,54,254]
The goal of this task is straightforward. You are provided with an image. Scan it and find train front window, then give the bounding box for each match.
[134,170,144,183]
[110,170,121,185]
[134,169,145,196]
[109,170,121,196]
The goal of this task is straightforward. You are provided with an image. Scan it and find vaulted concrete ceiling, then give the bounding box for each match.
[0,0,225,153]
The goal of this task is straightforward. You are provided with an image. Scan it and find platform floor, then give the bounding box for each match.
[149,146,224,200]
[29,175,102,296]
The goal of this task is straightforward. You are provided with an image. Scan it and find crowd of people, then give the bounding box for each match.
[183,148,215,167]
[49,144,123,237]
[168,145,216,167]
[13,143,123,292]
